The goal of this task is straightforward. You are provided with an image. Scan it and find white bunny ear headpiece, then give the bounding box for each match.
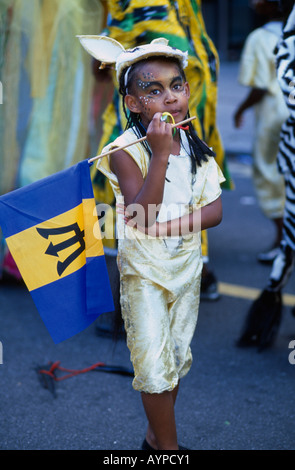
[77,35,188,84]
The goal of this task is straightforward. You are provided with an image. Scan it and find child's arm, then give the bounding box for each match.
[234,88,266,128]
[110,112,173,227]
[118,196,222,237]
[154,196,222,237]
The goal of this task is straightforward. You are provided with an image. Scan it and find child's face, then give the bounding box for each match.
[125,58,190,129]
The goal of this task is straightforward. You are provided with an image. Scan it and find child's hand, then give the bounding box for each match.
[116,202,160,236]
[146,112,173,159]
[116,202,137,228]
[234,108,244,128]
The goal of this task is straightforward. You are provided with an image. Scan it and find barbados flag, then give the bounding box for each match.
[0,160,114,343]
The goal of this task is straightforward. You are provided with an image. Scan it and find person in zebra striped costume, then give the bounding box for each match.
[237,0,295,351]
[269,0,295,291]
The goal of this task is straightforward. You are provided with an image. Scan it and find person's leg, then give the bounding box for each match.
[120,277,180,448]
[273,217,284,246]
[144,269,200,449]
[142,387,179,450]
[200,231,220,300]
[267,175,295,291]
[145,383,179,449]
[257,216,284,264]
[252,132,285,263]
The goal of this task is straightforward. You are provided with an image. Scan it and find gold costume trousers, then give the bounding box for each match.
[118,236,202,394]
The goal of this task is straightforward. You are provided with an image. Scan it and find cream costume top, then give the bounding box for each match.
[97,128,225,284]
[238,20,288,138]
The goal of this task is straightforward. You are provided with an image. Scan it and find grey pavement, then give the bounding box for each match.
[218,60,255,156]
[0,61,295,453]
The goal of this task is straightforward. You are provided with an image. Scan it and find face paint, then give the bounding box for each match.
[135,72,156,94]
[138,95,153,113]
[127,59,190,127]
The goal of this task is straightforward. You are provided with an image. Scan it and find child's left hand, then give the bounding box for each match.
[116,202,159,236]
[116,202,137,228]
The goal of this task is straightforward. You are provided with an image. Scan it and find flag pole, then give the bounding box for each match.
[88,116,196,164]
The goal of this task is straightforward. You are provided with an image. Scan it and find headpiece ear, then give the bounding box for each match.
[150,38,169,46]
[77,35,188,83]
[76,35,125,66]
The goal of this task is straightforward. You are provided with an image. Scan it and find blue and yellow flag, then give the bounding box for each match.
[0,160,114,343]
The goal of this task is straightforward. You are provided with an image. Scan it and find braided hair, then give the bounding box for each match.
[118,57,215,175]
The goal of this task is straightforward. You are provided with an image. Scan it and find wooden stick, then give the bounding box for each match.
[88,116,196,163]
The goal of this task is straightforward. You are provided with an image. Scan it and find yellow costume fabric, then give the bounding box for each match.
[97,129,225,392]
[0,0,103,276]
[0,0,103,195]
[92,0,232,254]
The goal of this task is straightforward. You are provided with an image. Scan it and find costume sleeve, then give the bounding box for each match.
[96,131,149,197]
[238,29,278,93]
[198,157,225,207]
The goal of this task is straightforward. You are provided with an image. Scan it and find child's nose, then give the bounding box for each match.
[164,89,177,103]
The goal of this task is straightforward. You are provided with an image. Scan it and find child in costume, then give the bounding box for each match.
[78,36,225,450]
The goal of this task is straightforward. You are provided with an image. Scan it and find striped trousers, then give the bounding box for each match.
[268,172,295,291]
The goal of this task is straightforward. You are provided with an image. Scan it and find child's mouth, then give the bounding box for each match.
[170,110,182,120]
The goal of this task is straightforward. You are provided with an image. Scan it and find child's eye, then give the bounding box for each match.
[173,83,183,91]
[149,89,161,96]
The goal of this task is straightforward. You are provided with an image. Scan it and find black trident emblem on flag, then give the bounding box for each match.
[37,223,85,276]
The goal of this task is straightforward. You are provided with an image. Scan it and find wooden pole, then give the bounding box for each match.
[88,116,196,163]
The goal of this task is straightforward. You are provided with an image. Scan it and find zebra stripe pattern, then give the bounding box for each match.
[267,4,295,292]
[276,4,295,175]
